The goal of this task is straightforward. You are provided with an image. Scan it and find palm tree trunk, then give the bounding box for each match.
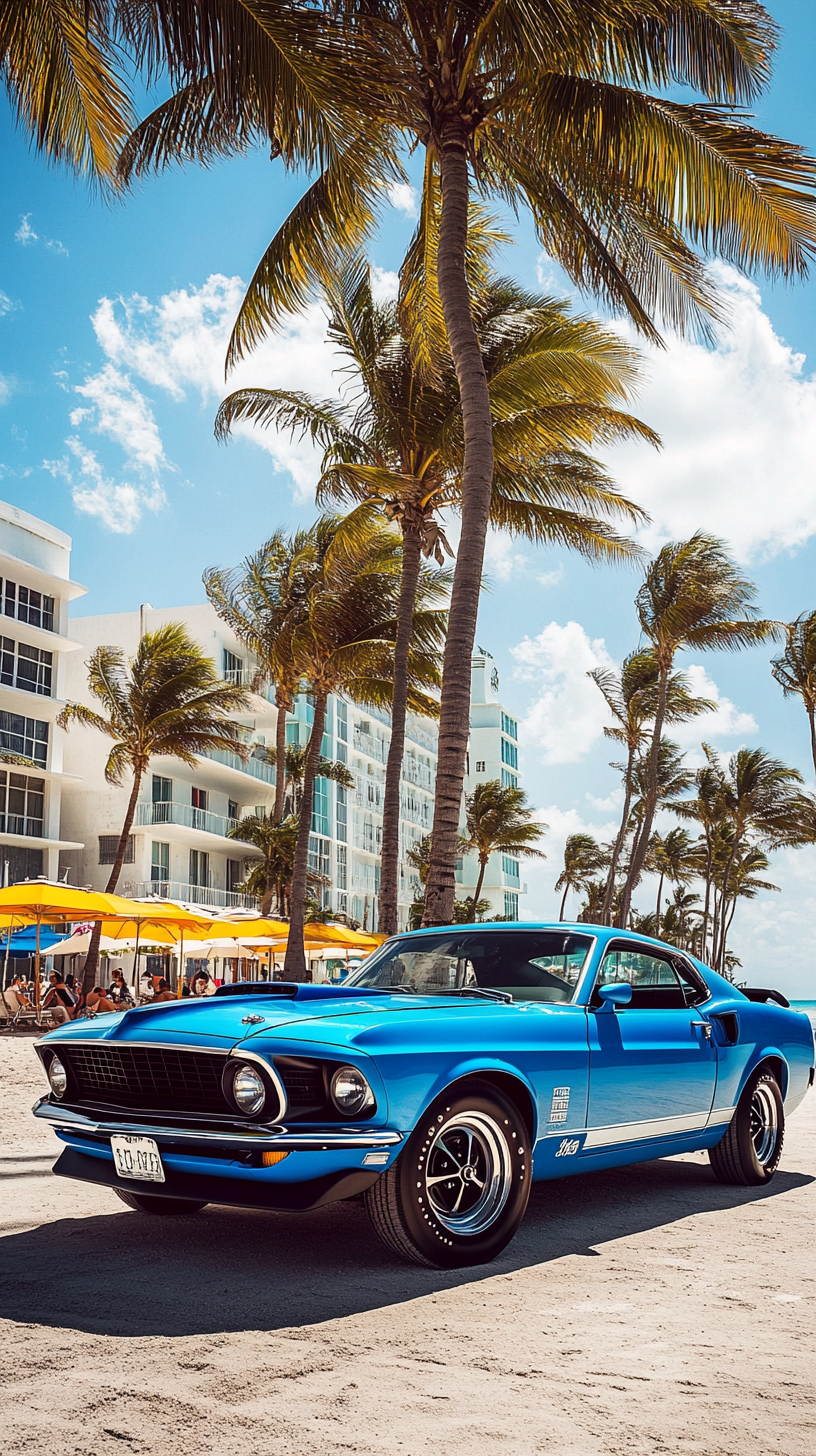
[82,770,142,994]
[273,688,289,823]
[601,751,635,924]
[284,691,328,981]
[619,662,670,927]
[422,126,495,927]
[655,871,665,936]
[559,883,570,920]
[809,707,816,779]
[378,521,423,936]
[700,834,713,963]
[473,855,488,908]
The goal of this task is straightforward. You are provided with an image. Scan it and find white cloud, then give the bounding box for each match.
[673,663,758,752]
[73,363,165,473]
[606,266,816,562]
[45,238,69,257]
[370,266,399,302]
[483,529,530,583]
[512,621,616,764]
[0,376,11,407]
[15,215,38,245]
[0,292,14,317]
[537,565,564,588]
[521,803,620,922]
[386,182,418,218]
[63,440,165,533]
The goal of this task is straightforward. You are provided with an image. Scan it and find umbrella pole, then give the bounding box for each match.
[177,929,185,997]
[134,923,141,999]
[35,917,41,1019]
[1,917,14,992]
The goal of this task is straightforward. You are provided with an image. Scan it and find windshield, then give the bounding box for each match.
[346,930,593,1003]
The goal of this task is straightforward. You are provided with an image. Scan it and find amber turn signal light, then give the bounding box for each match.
[261,1150,290,1167]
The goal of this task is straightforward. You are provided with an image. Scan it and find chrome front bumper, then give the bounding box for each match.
[32,1097,403,1153]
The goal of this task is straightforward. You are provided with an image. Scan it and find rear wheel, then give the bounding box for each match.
[709,1068,784,1186]
[114,1188,208,1215]
[364,1079,531,1268]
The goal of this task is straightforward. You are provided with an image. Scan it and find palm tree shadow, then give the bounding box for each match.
[0,1157,809,1338]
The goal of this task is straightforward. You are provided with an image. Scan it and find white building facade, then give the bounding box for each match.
[457,653,527,921]
[0,500,86,884]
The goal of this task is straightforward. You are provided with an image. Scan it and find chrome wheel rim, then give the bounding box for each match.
[423,1111,513,1236]
[750,1083,778,1166]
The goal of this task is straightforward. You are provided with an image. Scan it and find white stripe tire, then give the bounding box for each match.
[364,1080,532,1268]
[709,1067,784,1186]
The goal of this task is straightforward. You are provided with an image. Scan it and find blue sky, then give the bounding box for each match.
[1,4,815,993]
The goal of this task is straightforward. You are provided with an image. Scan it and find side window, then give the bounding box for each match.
[595,946,686,1009]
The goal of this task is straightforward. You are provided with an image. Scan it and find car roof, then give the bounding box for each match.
[389,922,677,953]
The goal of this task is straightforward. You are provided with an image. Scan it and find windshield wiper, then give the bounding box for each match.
[446,986,513,1005]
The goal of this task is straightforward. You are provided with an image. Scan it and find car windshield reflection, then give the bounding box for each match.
[345,930,593,1003]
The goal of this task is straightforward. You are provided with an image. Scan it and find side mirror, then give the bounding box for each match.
[596,982,632,1012]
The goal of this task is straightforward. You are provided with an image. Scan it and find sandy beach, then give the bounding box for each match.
[0,1034,813,1456]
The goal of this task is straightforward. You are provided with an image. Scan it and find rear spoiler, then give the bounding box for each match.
[738,987,790,1008]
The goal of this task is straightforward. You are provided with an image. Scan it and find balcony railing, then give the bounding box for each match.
[136,801,239,838]
[354,826,382,855]
[200,746,277,786]
[132,879,258,909]
[402,758,434,790]
[352,730,388,764]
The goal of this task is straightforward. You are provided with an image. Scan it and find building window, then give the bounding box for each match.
[308,835,331,905]
[0,771,44,837]
[99,834,135,865]
[336,699,348,741]
[226,859,242,892]
[2,579,55,633]
[228,799,239,821]
[501,737,518,769]
[336,843,347,891]
[0,638,53,696]
[0,711,48,767]
[152,775,172,802]
[223,649,243,684]
[501,712,518,740]
[336,784,347,842]
[191,787,208,810]
[285,721,301,745]
[501,769,518,789]
[189,848,209,887]
[0,845,42,882]
[501,855,520,881]
[311,777,330,836]
[475,760,486,772]
[151,841,169,887]
[336,740,348,764]
[504,891,519,919]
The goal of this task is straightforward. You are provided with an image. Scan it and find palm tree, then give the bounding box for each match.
[276,743,353,818]
[647,827,695,938]
[716,843,779,972]
[771,610,816,776]
[282,516,445,978]
[463,780,546,910]
[619,535,778,926]
[57,623,250,988]
[216,255,651,933]
[674,746,729,961]
[117,0,816,927]
[589,652,714,923]
[623,740,695,923]
[227,811,333,917]
[555,835,607,921]
[659,887,702,953]
[203,530,321,823]
[1,0,133,183]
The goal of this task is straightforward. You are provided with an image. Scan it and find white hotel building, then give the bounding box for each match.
[0,499,528,929]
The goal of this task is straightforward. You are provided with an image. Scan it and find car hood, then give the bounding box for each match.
[41,987,537,1051]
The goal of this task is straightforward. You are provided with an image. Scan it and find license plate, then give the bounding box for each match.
[111,1135,165,1183]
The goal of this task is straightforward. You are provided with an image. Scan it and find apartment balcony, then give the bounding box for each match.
[135,800,239,840]
[221,668,275,704]
[400,796,432,830]
[352,730,388,764]
[401,758,434,791]
[130,879,258,910]
[199,746,277,786]
[353,827,382,855]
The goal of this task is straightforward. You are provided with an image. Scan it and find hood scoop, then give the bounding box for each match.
[214,981,397,1003]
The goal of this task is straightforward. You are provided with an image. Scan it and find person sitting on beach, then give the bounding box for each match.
[190,971,215,997]
[1,974,31,1017]
[149,978,175,1003]
[107,969,133,1005]
[85,985,118,1014]
[42,971,78,1024]
[7,973,32,1008]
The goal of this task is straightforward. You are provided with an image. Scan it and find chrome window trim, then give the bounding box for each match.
[586,937,682,1004]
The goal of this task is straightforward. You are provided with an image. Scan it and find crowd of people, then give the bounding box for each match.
[0,963,218,1024]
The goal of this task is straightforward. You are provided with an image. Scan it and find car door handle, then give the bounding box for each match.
[691,1020,712,1041]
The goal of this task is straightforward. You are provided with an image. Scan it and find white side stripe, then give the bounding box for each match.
[583,1110,714,1149]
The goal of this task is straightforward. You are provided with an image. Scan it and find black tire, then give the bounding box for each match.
[114,1188,209,1215]
[709,1067,784,1186]
[364,1079,532,1268]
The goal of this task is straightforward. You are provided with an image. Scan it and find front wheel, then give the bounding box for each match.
[364,1079,531,1268]
[709,1067,784,1186]
[114,1188,208,1215]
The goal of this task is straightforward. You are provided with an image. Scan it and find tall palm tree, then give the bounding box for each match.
[648,827,695,938]
[674,746,729,961]
[217,256,652,934]
[555,834,607,921]
[57,623,250,988]
[1,0,133,183]
[619,534,777,926]
[227,811,331,917]
[464,780,546,910]
[117,0,816,926]
[203,530,321,823]
[276,743,353,819]
[589,652,714,923]
[282,516,445,978]
[715,842,779,972]
[771,609,816,776]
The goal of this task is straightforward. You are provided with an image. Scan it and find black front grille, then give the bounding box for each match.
[61,1043,230,1114]
[275,1058,327,1115]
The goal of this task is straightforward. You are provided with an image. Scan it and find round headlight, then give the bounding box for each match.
[48,1055,68,1100]
[231,1064,266,1116]
[330,1065,375,1117]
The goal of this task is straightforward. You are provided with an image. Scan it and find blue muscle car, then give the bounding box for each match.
[33,924,815,1267]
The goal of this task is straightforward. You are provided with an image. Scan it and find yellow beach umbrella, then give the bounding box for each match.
[0,882,129,1012]
[98,898,215,995]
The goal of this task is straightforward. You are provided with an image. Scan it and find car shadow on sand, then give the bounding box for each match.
[0,1157,810,1337]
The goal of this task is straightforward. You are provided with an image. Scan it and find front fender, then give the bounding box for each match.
[406,1057,541,1142]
